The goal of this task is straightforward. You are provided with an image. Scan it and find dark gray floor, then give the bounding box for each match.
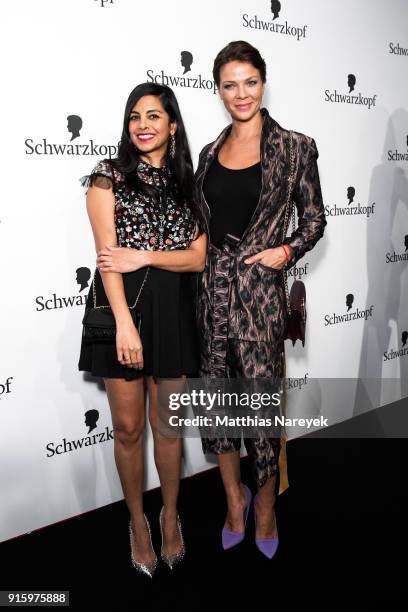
[1,402,407,608]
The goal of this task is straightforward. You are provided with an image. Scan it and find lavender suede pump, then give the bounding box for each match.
[254,493,279,559]
[221,484,252,550]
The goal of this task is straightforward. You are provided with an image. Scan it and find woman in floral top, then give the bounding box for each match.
[78,83,207,577]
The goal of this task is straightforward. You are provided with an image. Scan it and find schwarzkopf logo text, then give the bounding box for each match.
[325,186,376,218]
[287,263,309,279]
[388,42,408,56]
[46,426,114,457]
[25,115,119,157]
[324,294,374,326]
[383,331,408,361]
[387,135,408,162]
[385,236,408,263]
[35,267,91,312]
[147,51,217,95]
[242,1,307,40]
[324,74,377,110]
[285,373,309,391]
[0,377,13,400]
[46,409,114,457]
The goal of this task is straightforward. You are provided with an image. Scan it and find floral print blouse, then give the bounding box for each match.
[81,159,196,251]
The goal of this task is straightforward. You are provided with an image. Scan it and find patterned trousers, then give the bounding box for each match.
[201,337,287,490]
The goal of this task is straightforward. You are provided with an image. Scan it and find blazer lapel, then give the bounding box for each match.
[197,108,284,244]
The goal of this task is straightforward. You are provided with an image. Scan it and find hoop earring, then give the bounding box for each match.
[170,133,176,159]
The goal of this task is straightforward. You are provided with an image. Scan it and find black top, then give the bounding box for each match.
[203,156,262,249]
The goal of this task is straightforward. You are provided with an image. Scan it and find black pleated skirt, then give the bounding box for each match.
[78,267,199,380]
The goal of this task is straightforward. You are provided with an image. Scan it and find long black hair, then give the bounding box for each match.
[111,82,205,236]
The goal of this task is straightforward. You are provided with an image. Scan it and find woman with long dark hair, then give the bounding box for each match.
[78,83,207,577]
[194,41,326,559]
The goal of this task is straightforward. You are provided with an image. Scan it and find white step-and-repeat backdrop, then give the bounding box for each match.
[1,0,407,542]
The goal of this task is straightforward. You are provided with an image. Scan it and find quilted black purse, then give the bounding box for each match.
[282,132,307,347]
[82,267,149,341]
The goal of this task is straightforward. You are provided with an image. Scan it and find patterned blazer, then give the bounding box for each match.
[194,107,326,376]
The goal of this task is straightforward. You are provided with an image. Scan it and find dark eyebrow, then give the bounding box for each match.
[129,108,163,114]
[222,75,259,84]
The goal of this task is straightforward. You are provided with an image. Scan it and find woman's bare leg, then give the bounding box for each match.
[218,451,247,532]
[254,474,278,538]
[104,376,155,565]
[146,376,184,556]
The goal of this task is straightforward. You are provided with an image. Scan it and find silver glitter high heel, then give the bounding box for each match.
[159,506,185,570]
[129,514,158,579]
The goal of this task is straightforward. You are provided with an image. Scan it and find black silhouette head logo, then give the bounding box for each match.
[347,186,355,204]
[404,235,408,251]
[180,51,193,74]
[402,331,408,347]
[85,409,99,434]
[67,115,83,141]
[347,74,356,93]
[76,267,91,292]
[346,293,354,311]
[270,0,281,19]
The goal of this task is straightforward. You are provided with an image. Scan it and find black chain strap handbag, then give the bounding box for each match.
[81,267,150,341]
[282,132,307,346]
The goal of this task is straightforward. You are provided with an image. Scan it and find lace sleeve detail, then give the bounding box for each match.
[79,159,122,192]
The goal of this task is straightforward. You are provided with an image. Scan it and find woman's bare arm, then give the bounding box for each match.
[145,231,207,272]
[86,184,133,326]
[97,228,207,274]
[86,181,143,368]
